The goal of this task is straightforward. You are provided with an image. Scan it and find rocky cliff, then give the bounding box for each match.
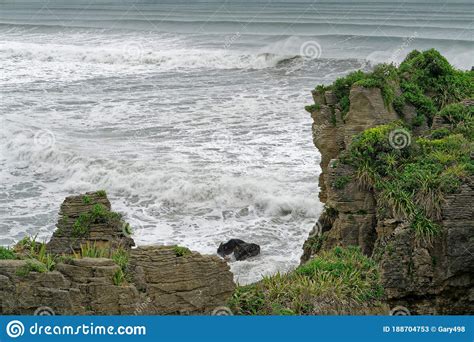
[0,191,235,315]
[302,49,473,315]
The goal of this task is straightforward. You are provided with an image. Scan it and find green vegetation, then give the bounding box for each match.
[74,243,129,268]
[113,269,125,286]
[429,128,450,140]
[229,246,384,315]
[328,70,364,117]
[111,248,129,272]
[82,195,91,204]
[111,248,131,285]
[72,214,91,237]
[353,64,398,107]
[35,243,56,271]
[16,260,47,277]
[305,103,321,113]
[438,103,473,125]
[303,232,327,258]
[315,64,398,117]
[72,203,123,238]
[57,255,74,264]
[438,103,473,138]
[395,49,473,125]
[343,118,472,243]
[311,49,473,244]
[173,245,191,257]
[0,246,16,260]
[313,49,473,125]
[15,235,40,254]
[96,190,107,197]
[73,242,131,285]
[9,235,131,286]
[333,175,351,189]
[13,235,56,271]
[74,242,109,258]
[399,50,473,109]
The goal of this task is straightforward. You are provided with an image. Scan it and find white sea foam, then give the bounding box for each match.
[1,0,472,283]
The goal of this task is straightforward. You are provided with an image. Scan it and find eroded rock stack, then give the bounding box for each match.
[309,86,399,202]
[46,191,134,255]
[0,192,236,315]
[307,86,398,255]
[303,83,473,314]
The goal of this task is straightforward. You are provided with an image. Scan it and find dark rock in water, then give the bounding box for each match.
[217,239,260,261]
[234,243,260,261]
[217,239,245,256]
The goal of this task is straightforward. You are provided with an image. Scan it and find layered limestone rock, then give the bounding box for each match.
[374,178,474,314]
[46,191,134,255]
[309,86,398,202]
[129,246,235,314]
[306,85,397,254]
[321,162,377,256]
[344,86,399,146]
[1,192,235,315]
[303,85,474,314]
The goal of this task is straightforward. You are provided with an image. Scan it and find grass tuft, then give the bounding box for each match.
[0,246,17,260]
[71,203,123,238]
[74,242,109,259]
[229,246,384,315]
[16,260,47,277]
[173,245,191,257]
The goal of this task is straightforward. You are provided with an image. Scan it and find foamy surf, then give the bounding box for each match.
[1,0,472,284]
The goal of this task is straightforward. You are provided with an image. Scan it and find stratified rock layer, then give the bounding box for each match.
[303,86,474,314]
[46,191,134,255]
[129,246,235,314]
[375,178,474,314]
[1,193,235,315]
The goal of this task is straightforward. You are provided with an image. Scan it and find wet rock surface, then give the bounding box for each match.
[217,239,261,261]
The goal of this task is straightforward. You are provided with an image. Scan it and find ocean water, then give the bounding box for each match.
[0,0,472,284]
